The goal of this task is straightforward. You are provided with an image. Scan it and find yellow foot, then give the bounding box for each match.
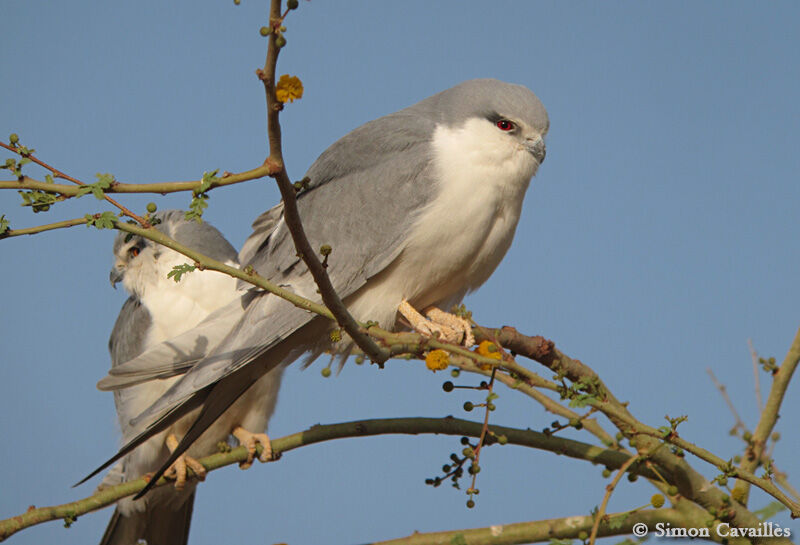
[232,426,272,469]
[398,301,475,347]
[165,434,207,490]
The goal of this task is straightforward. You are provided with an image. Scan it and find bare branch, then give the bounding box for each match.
[733,326,800,505]
[255,0,388,363]
[0,417,644,540]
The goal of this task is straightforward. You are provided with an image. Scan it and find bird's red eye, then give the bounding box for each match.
[496,119,514,131]
[129,247,140,258]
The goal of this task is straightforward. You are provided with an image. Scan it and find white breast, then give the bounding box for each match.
[347,117,539,327]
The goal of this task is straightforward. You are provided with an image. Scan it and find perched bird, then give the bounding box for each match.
[90,78,548,495]
[99,210,284,545]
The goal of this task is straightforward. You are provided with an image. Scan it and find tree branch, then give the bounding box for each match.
[0,163,276,196]
[255,0,388,363]
[733,325,800,505]
[0,417,646,540]
[369,509,697,545]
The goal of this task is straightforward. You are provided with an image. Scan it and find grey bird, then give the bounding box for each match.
[99,210,284,545]
[88,78,548,495]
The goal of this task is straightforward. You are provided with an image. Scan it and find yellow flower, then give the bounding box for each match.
[474,340,502,370]
[425,349,450,372]
[275,74,304,103]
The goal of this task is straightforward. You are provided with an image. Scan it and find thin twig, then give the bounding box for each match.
[0,217,89,238]
[0,163,277,196]
[706,367,747,433]
[0,141,146,225]
[588,454,640,545]
[256,0,388,363]
[748,338,763,413]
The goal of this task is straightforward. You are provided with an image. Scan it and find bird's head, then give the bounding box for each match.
[110,232,161,296]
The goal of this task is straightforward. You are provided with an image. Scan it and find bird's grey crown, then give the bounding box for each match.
[409,78,549,133]
[112,210,238,263]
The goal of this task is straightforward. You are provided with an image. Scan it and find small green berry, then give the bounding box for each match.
[259,26,271,36]
[442,381,454,392]
[460,437,470,445]
[463,401,474,412]
[468,464,480,475]
[466,499,475,509]
[667,485,679,496]
[578,531,589,541]
[275,35,287,48]
[234,0,240,4]
[9,133,19,145]
[627,473,638,482]
[496,435,508,445]
[487,402,496,411]
[462,447,474,458]
[319,244,332,256]
[450,368,460,378]
[602,469,612,478]
[146,202,157,213]
[287,0,299,9]
[355,355,364,365]
[321,367,331,378]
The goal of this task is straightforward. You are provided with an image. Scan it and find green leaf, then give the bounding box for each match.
[45,174,54,184]
[84,211,118,229]
[0,214,9,235]
[607,512,628,530]
[753,501,787,520]
[167,263,197,282]
[199,169,219,193]
[18,189,58,212]
[76,172,115,199]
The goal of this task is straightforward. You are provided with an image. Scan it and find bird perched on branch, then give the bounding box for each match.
[89,78,548,498]
[99,210,284,545]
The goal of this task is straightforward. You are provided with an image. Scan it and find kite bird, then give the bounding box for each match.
[99,210,285,545]
[89,79,548,501]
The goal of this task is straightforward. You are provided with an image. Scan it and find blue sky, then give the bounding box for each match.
[2,1,799,543]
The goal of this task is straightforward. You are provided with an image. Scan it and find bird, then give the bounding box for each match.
[98,210,285,545]
[88,78,548,497]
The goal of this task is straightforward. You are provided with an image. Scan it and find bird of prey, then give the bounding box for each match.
[99,210,285,545]
[90,78,548,496]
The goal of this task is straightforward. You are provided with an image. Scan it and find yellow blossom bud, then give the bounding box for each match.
[651,494,665,508]
[425,349,450,372]
[275,74,303,103]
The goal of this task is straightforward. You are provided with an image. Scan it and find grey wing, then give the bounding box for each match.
[108,297,152,416]
[97,296,249,391]
[237,201,284,267]
[109,297,151,367]
[250,110,440,296]
[157,209,239,263]
[130,110,441,424]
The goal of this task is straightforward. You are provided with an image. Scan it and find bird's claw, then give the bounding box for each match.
[232,426,272,469]
[398,301,475,347]
[165,434,207,490]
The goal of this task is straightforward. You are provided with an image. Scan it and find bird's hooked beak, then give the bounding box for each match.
[526,135,546,165]
[110,264,124,288]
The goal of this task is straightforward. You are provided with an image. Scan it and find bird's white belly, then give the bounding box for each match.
[347,118,536,327]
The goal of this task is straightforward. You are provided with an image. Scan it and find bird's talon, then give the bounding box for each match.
[233,426,272,469]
